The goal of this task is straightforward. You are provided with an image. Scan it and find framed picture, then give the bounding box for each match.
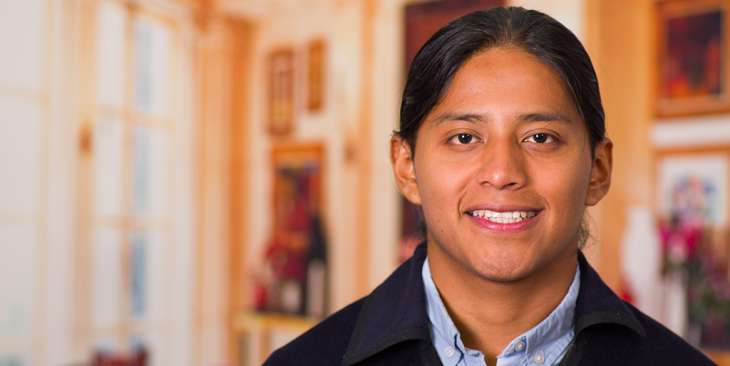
[269,49,294,135]
[252,144,327,316]
[656,152,729,226]
[655,149,730,350]
[271,144,324,245]
[656,0,730,116]
[307,40,325,112]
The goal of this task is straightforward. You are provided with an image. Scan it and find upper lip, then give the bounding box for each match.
[463,204,543,213]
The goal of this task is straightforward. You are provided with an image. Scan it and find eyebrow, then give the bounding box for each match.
[518,112,575,126]
[434,111,576,126]
[434,112,485,125]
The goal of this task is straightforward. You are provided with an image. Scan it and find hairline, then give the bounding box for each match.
[403,43,595,160]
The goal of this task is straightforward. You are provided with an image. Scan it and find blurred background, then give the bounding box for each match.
[2,0,730,365]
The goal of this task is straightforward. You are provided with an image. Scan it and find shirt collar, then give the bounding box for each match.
[422,258,580,365]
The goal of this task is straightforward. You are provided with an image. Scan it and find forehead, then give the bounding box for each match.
[427,47,580,126]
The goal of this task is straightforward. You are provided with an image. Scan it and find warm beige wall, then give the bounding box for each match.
[238,0,419,315]
[584,0,654,292]
[241,0,371,314]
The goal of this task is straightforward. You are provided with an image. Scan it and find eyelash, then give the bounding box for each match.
[449,133,480,145]
[523,133,555,144]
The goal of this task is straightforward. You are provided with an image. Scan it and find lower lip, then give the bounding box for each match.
[467,212,541,233]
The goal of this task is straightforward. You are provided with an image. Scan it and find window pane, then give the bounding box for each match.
[0,95,41,214]
[94,117,125,217]
[131,126,167,218]
[91,228,123,327]
[0,0,45,90]
[0,352,31,366]
[134,17,170,117]
[97,1,127,108]
[130,232,145,319]
[130,230,166,322]
[0,224,37,341]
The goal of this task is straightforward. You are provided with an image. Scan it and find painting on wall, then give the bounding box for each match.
[252,144,327,317]
[307,40,325,112]
[657,0,729,116]
[269,49,294,135]
[656,152,730,348]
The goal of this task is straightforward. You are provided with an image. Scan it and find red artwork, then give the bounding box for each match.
[657,0,730,116]
[92,348,147,366]
[253,145,327,317]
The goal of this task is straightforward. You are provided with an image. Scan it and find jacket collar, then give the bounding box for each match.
[342,244,645,365]
[574,251,645,336]
[342,243,432,365]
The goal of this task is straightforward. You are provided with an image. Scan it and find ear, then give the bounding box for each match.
[585,137,613,206]
[390,135,422,205]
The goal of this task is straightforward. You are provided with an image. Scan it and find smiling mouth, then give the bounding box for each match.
[468,210,538,223]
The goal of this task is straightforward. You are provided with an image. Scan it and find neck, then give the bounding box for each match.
[426,244,578,365]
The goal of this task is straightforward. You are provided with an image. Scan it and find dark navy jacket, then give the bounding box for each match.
[264,244,716,365]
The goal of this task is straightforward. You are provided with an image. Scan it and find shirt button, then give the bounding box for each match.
[534,352,545,364]
[514,340,526,352]
[445,346,455,357]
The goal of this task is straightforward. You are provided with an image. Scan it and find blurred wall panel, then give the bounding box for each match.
[585,0,654,292]
[195,15,255,366]
[0,0,50,365]
[0,0,45,91]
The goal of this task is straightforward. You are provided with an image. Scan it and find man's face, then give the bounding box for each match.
[402,48,605,283]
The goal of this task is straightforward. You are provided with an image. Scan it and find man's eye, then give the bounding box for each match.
[450,134,476,145]
[525,133,553,144]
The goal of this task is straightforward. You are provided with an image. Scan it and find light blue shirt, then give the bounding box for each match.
[422,258,580,366]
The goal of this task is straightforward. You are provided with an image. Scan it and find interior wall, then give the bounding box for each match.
[584,0,654,292]
[240,0,406,314]
[511,0,585,40]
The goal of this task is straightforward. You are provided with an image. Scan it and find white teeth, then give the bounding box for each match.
[471,209,538,223]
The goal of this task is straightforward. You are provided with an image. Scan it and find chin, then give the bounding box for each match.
[471,260,536,283]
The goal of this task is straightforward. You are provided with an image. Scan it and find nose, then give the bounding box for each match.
[476,139,527,190]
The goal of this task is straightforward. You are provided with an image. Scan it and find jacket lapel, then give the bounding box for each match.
[574,251,645,336]
[342,244,434,365]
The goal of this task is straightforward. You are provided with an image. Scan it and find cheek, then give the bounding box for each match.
[538,160,592,219]
[415,156,472,217]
